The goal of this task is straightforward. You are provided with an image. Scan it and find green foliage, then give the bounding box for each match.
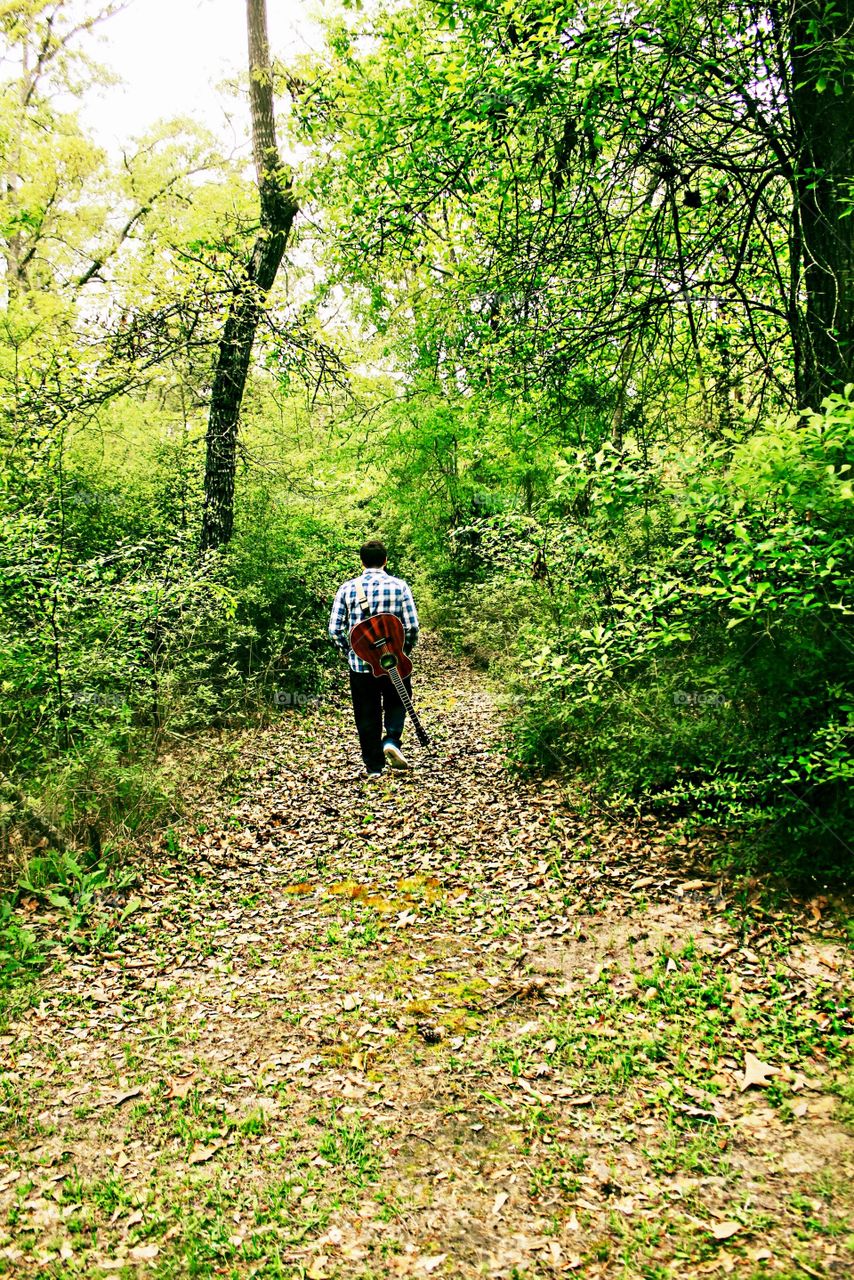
[17,845,137,938]
[499,393,854,881]
[0,899,44,989]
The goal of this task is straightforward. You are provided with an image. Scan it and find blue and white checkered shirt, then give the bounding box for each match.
[328,567,420,673]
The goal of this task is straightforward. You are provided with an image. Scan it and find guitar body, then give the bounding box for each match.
[348,612,429,747]
[349,613,413,679]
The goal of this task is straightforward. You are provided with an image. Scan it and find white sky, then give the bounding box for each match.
[79,0,323,153]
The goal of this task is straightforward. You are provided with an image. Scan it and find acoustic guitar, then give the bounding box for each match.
[349,613,431,747]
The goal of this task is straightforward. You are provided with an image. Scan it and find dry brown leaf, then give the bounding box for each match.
[740,1052,779,1092]
[129,1243,159,1261]
[807,895,827,924]
[113,1087,142,1107]
[165,1076,196,1100]
[416,1256,447,1274]
[188,1141,223,1165]
[709,1221,741,1241]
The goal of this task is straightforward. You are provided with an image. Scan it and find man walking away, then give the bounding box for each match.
[328,540,420,778]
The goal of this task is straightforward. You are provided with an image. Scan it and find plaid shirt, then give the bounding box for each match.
[328,568,420,673]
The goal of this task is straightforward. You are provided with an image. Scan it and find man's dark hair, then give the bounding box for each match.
[360,539,387,568]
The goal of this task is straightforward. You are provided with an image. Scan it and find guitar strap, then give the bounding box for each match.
[355,574,371,617]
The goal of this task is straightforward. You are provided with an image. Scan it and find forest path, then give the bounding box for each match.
[3,641,853,1279]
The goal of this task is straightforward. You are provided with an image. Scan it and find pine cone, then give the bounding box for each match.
[417,1022,444,1044]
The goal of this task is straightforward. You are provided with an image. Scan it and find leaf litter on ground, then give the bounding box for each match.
[0,638,852,1278]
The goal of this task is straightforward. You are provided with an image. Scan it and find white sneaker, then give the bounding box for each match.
[383,742,410,770]
[365,770,383,779]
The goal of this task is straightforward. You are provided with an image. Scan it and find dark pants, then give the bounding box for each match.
[349,670,412,773]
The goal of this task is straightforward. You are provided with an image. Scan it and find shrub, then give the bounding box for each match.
[453,393,854,883]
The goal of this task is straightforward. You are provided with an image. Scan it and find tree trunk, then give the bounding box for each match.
[4,39,30,295]
[789,0,854,407]
[200,0,297,552]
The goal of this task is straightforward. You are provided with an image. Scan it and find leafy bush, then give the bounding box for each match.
[0,899,44,990]
[452,393,854,883]
[17,846,138,938]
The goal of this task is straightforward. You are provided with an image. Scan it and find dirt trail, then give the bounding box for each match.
[2,642,852,1278]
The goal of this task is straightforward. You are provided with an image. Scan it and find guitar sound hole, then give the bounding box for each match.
[380,655,397,670]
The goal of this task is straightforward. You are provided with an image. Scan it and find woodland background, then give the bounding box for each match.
[1,0,853,944]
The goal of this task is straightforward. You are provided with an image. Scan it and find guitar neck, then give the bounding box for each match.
[388,667,431,747]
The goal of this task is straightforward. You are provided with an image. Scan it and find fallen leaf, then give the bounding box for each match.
[807,895,827,924]
[416,1256,447,1274]
[165,1076,196,1100]
[709,1221,741,1241]
[492,1191,509,1216]
[740,1052,779,1091]
[129,1243,159,1261]
[188,1142,223,1165]
[113,1087,142,1107]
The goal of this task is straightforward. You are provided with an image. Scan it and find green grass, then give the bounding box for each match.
[318,1116,381,1186]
